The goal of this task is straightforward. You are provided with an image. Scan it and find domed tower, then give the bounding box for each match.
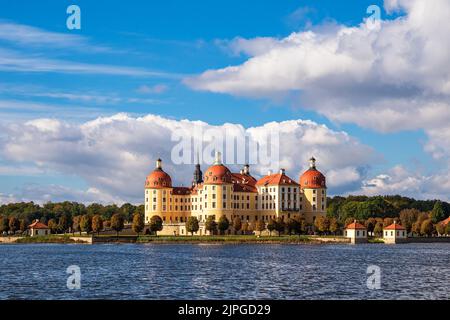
[200,152,233,221]
[144,158,173,224]
[299,157,327,223]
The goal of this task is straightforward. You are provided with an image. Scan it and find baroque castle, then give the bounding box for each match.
[144,153,326,235]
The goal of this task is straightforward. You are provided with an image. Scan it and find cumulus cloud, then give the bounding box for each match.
[184,0,450,199]
[360,165,450,201]
[0,113,377,204]
[185,0,450,133]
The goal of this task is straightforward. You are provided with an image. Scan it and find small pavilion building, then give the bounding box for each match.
[28,220,50,237]
[383,221,407,244]
[344,220,367,244]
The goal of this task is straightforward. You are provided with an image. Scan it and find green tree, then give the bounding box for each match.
[92,215,104,235]
[267,219,277,236]
[80,214,92,234]
[275,217,285,236]
[218,215,230,235]
[286,218,300,235]
[58,213,72,234]
[110,213,124,237]
[131,213,144,236]
[205,216,217,235]
[374,222,384,237]
[120,203,135,223]
[256,220,266,236]
[19,219,28,234]
[149,215,163,236]
[232,217,242,234]
[8,216,20,234]
[431,201,445,224]
[420,219,434,237]
[186,216,199,236]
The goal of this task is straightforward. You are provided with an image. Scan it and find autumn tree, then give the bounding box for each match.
[420,219,434,237]
[365,218,376,236]
[47,219,59,234]
[232,217,242,234]
[435,223,445,236]
[329,218,339,235]
[8,216,20,235]
[256,220,266,236]
[445,223,450,235]
[205,216,217,235]
[131,213,144,236]
[315,216,330,235]
[218,215,230,235]
[72,215,82,235]
[19,219,28,234]
[80,215,92,234]
[186,216,199,236]
[399,208,420,233]
[92,215,104,235]
[110,213,124,237]
[149,215,163,236]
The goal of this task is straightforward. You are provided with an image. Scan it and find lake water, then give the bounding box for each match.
[0,243,449,300]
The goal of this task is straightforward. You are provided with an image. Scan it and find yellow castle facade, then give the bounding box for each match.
[144,153,327,235]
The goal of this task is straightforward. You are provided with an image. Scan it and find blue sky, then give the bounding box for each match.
[0,0,448,203]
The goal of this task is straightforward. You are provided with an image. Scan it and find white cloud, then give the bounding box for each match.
[136,84,168,94]
[360,165,450,201]
[185,0,450,133]
[0,113,377,204]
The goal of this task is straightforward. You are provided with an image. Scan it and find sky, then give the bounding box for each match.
[0,0,449,204]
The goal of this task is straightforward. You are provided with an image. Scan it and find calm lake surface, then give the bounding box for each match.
[0,243,449,300]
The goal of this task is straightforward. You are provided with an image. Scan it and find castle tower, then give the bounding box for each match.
[192,161,203,186]
[299,157,327,223]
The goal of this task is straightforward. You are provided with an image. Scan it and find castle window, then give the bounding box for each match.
[212,202,216,208]
[223,202,226,208]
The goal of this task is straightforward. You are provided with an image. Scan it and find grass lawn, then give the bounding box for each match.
[15,235,87,243]
[136,234,315,243]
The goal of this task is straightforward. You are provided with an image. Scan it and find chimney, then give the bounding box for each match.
[243,164,250,175]
[267,170,273,176]
[279,168,285,175]
[240,169,244,174]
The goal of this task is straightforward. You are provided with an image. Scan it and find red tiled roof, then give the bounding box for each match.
[256,173,299,186]
[145,168,172,189]
[345,222,366,230]
[204,164,232,184]
[28,220,49,229]
[440,217,450,226]
[384,223,406,230]
[300,168,326,189]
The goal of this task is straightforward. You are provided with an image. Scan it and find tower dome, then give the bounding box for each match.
[300,157,326,188]
[204,152,232,184]
[145,158,172,188]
